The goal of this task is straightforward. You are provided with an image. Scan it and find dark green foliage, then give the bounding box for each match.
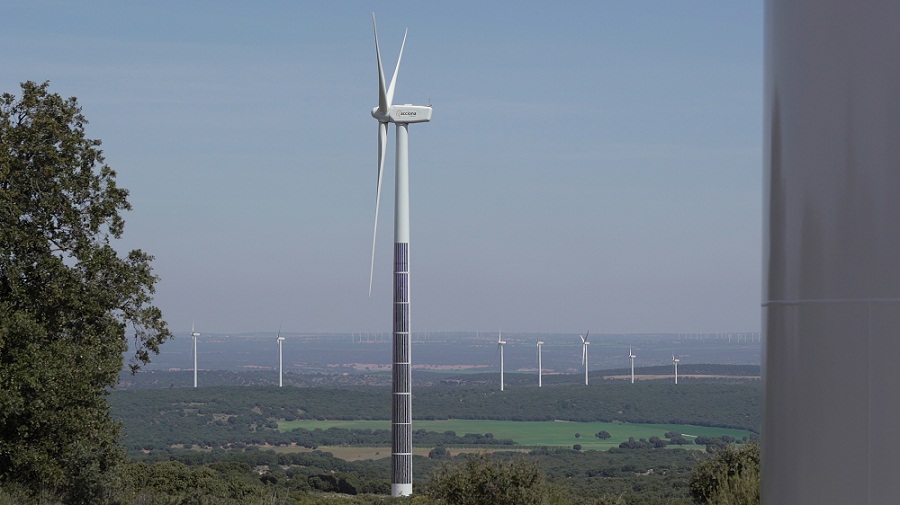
[689,443,760,505]
[596,430,612,439]
[428,445,450,460]
[426,454,552,505]
[0,81,170,502]
[108,380,760,453]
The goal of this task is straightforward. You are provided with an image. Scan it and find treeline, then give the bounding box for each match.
[108,387,524,452]
[120,444,708,505]
[109,381,760,453]
[285,427,514,448]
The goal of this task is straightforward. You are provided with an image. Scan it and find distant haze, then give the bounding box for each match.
[138,332,760,376]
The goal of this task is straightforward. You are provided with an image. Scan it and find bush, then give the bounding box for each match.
[689,442,760,505]
[426,454,551,505]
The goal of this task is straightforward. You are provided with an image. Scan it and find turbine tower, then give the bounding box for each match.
[277,330,285,388]
[629,346,636,384]
[579,332,590,385]
[367,14,432,498]
[497,331,506,391]
[536,338,544,387]
[672,355,679,385]
[190,324,200,388]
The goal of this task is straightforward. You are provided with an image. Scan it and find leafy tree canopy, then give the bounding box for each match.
[0,81,170,503]
[689,442,760,505]
[427,455,553,505]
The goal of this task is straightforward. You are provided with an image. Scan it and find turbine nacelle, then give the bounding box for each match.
[372,105,433,124]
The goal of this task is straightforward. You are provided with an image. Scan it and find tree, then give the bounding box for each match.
[595,430,611,440]
[689,442,760,505]
[0,81,170,503]
[426,454,552,505]
[428,445,451,460]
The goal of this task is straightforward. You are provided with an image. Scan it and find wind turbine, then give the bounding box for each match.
[672,355,679,385]
[579,332,590,385]
[190,324,200,388]
[629,346,636,384]
[497,331,506,391]
[536,338,544,387]
[277,329,285,388]
[367,14,432,498]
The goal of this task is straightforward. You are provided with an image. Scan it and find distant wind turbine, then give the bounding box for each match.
[580,332,590,385]
[277,329,285,388]
[536,338,544,387]
[367,14,432,498]
[629,346,636,384]
[497,331,506,391]
[672,355,680,385]
[191,324,200,388]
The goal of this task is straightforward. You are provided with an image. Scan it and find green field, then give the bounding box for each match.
[278,419,753,450]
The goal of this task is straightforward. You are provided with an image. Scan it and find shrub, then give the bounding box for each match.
[689,442,760,505]
[426,454,550,505]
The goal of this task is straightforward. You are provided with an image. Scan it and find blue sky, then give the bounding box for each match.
[2,1,763,336]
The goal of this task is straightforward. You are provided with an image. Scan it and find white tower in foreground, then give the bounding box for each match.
[368,14,432,498]
[764,2,900,503]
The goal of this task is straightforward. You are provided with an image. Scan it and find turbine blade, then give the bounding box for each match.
[582,344,586,365]
[386,29,407,108]
[368,122,388,296]
[373,13,389,114]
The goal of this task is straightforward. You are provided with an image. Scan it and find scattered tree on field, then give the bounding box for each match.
[428,445,451,460]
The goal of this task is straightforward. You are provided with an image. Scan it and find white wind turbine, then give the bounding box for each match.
[672,355,680,385]
[580,331,590,385]
[629,346,636,384]
[536,338,544,387]
[277,329,285,388]
[367,14,432,498]
[497,331,507,391]
[190,324,200,388]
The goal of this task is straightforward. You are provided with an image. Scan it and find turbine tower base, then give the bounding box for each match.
[392,483,412,497]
